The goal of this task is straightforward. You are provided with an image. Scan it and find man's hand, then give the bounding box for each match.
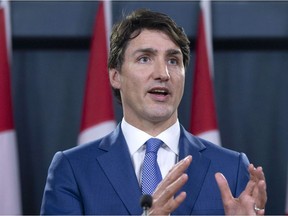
[215,164,267,215]
[149,155,192,215]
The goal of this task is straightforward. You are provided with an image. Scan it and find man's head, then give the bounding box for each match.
[108,9,190,103]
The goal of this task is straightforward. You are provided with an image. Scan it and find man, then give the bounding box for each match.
[41,9,267,215]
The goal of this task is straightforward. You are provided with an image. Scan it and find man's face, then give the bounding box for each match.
[110,29,185,128]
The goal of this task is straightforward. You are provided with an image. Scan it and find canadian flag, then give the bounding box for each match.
[0,0,22,214]
[190,0,221,145]
[78,0,116,145]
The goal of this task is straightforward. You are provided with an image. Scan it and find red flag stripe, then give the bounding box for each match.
[190,9,217,135]
[190,0,221,145]
[80,1,115,132]
[78,1,116,144]
[0,6,13,132]
[0,1,22,214]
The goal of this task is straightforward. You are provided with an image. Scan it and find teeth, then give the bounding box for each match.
[150,89,168,95]
[153,89,166,93]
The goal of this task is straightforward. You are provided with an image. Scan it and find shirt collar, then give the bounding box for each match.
[121,118,180,156]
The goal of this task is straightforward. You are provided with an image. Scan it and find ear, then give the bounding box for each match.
[109,68,121,89]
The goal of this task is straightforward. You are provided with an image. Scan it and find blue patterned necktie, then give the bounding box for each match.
[141,138,163,195]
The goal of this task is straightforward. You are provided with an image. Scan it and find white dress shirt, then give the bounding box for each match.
[121,118,180,186]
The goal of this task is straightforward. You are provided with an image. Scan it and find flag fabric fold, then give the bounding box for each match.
[190,0,221,145]
[0,0,22,214]
[78,0,116,145]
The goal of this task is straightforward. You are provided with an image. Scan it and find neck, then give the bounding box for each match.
[124,116,178,137]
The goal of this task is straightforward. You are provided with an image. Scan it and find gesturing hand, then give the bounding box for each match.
[215,164,267,215]
[149,155,192,215]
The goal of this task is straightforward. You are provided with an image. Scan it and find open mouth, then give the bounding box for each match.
[148,88,169,96]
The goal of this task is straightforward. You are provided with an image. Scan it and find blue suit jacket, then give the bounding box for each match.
[41,124,250,215]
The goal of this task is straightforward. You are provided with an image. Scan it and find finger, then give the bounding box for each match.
[255,167,265,181]
[248,164,256,181]
[249,166,267,209]
[241,178,256,197]
[249,164,260,182]
[215,173,233,204]
[155,173,189,206]
[150,191,187,215]
[173,191,187,207]
[165,191,187,212]
[168,155,192,176]
[255,180,267,209]
[154,155,192,197]
[249,165,265,183]
[151,174,188,215]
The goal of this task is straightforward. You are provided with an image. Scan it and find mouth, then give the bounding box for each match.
[148,87,170,96]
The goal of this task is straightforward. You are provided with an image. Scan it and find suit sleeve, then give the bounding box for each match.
[40,151,83,215]
[235,152,250,197]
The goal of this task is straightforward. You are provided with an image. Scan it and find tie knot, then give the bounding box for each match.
[145,138,163,153]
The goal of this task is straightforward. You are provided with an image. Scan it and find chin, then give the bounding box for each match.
[147,109,175,122]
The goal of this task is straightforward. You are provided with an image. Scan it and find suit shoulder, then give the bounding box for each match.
[58,125,122,162]
[201,138,238,155]
[198,137,249,166]
[61,138,104,161]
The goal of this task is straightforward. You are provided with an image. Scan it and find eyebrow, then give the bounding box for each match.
[132,48,182,57]
[132,48,157,56]
[166,49,182,57]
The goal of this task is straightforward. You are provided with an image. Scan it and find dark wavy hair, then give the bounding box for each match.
[108,9,190,103]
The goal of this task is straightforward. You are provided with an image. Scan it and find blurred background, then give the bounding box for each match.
[6,0,288,214]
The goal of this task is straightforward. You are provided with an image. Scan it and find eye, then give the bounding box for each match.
[138,56,150,64]
[168,58,178,65]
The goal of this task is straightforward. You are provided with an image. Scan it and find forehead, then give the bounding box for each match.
[125,29,181,54]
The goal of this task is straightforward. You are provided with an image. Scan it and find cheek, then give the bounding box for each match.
[172,74,185,98]
[126,69,148,86]
[172,72,185,86]
[121,74,143,96]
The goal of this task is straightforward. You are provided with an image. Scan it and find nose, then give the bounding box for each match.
[153,60,170,81]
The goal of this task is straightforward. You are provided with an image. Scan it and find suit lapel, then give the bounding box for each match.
[173,127,211,215]
[96,125,211,215]
[97,126,142,215]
